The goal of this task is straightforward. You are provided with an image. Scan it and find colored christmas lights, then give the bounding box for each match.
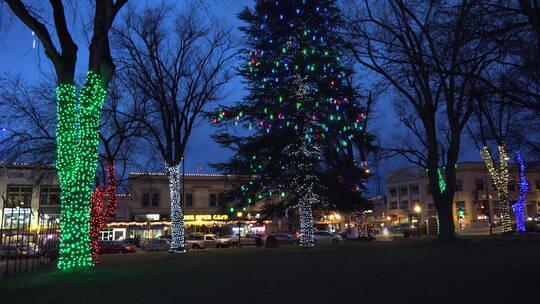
[480,145,512,233]
[89,164,118,264]
[56,71,106,270]
[513,151,528,232]
[167,164,186,253]
[212,0,370,247]
[353,212,369,238]
[437,168,446,193]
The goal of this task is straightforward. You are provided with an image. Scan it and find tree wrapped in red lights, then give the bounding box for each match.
[89,164,118,264]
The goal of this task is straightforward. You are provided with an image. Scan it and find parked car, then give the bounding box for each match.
[123,238,141,248]
[271,232,300,246]
[200,234,230,248]
[19,243,41,257]
[217,234,262,247]
[98,241,122,254]
[216,235,239,247]
[142,239,170,252]
[0,244,23,259]
[115,241,137,253]
[186,234,205,249]
[313,231,343,244]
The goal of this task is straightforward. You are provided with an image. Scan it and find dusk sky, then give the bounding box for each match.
[0,0,482,197]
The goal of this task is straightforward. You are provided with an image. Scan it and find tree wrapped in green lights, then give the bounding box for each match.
[213,0,371,247]
[56,72,107,268]
[4,0,127,270]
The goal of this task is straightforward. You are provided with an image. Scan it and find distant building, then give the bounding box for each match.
[383,162,540,229]
[0,163,60,242]
[0,163,382,243]
[109,172,267,240]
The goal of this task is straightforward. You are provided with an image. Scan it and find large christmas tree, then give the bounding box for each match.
[213,0,371,247]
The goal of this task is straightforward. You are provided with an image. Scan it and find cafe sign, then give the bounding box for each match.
[184,214,229,221]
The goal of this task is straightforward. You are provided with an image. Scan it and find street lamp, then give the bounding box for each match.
[236,211,243,248]
[414,205,422,237]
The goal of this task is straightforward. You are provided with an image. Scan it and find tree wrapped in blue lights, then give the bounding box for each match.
[213,0,371,247]
[513,151,528,232]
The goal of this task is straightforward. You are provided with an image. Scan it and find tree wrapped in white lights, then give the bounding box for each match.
[480,145,512,233]
[290,139,324,248]
[167,164,185,252]
[115,6,236,253]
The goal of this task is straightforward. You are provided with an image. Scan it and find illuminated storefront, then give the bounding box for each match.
[104,214,270,240]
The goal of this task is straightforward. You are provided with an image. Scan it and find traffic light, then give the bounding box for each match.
[479,203,489,215]
[457,208,465,216]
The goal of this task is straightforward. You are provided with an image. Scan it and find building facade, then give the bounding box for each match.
[0,164,377,242]
[383,162,540,229]
[106,172,267,240]
[0,163,61,241]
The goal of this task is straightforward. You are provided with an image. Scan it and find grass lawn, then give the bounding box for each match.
[1,236,538,303]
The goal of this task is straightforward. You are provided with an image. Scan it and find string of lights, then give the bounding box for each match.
[480,145,512,233]
[514,151,528,232]
[56,71,106,270]
[167,164,186,253]
[211,0,370,244]
[437,168,446,193]
[353,212,369,238]
[89,164,118,264]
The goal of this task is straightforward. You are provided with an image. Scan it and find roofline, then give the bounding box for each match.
[129,172,252,178]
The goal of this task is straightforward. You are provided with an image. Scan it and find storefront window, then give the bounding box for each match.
[100,228,113,241]
[2,208,31,228]
[6,185,32,208]
[41,213,61,226]
[40,186,60,205]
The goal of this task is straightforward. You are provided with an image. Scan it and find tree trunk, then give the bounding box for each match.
[514,151,528,232]
[436,196,456,241]
[480,145,512,233]
[56,72,106,270]
[89,164,117,264]
[167,164,186,253]
[497,192,512,233]
[299,196,314,248]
